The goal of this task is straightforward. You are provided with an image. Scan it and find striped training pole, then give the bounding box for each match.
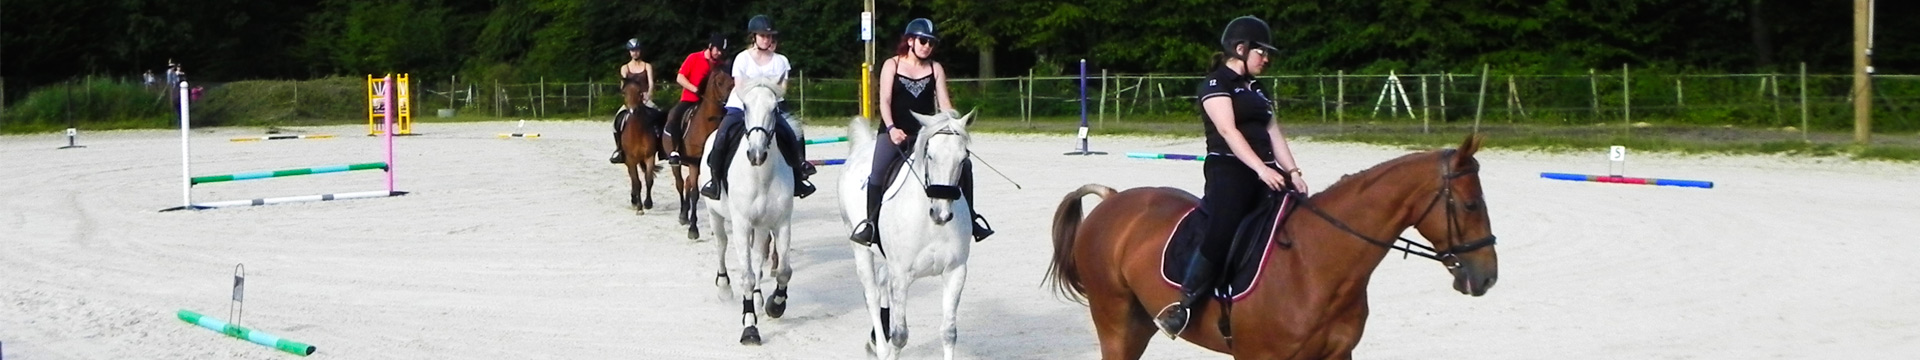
[177,310,316,356]
[805,136,848,145]
[1126,152,1206,161]
[230,134,335,142]
[189,163,389,185]
[1539,172,1714,189]
[806,159,846,166]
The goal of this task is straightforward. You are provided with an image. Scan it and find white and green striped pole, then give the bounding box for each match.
[177,310,316,356]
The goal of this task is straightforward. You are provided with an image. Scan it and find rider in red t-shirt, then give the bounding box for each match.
[664,33,729,164]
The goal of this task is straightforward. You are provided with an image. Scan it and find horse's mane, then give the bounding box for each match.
[733,76,785,99]
[1310,149,1447,201]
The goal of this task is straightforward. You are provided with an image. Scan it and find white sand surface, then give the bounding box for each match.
[3,120,1918,359]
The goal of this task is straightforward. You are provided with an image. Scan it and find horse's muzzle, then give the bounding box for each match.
[928,207,953,225]
[1450,258,1498,296]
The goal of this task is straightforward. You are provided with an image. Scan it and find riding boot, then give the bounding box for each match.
[700,121,740,200]
[960,160,992,241]
[665,111,684,165]
[609,113,627,165]
[1154,253,1218,338]
[609,132,626,164]
[776,120,816,199]
[850,172,885,245]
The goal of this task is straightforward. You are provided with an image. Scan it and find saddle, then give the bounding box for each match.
[1158,190,1299,302]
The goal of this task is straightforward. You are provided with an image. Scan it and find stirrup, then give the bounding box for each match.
[700,180,722,200]
[795,180,816,198]
[1152,302,1190,339]
[970,214,994,242]
[667,151,683,165]
[850,220,876,246]
[609,150,625,164]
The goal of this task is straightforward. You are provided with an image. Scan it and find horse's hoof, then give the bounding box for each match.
[740,326,762,346]
[687,228,700,240]
[765,290,788,318]
[643,199,655,210]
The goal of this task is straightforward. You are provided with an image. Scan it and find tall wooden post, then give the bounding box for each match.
[1853,0,1873,143]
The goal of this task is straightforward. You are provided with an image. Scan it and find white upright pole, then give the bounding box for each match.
[179,81,193,209]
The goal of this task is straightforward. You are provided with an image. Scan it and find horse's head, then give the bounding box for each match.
[910,109,974,225]
[735,77,785,166]
[702,65,735,106]
[1406,134,1499,296]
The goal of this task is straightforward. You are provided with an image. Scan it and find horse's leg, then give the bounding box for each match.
[671,163,688,224]
[685,166,703,239]
[641,158,656,210]
[736,223,766,346]
[1088,293,1158,360]
[1321,294,1371,360]
[885,265,915,352]
[852,244,889,358]
[937,262,969,360]
[713,216,732,300]
[624,160,643,214]
[765,224,793,319]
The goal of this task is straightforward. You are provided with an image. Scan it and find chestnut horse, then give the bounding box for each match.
[616,77,665,213]
[667,61,734,238]
[1047,135,1499,359]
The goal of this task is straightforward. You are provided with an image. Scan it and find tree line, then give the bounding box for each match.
[4,0,1916,101]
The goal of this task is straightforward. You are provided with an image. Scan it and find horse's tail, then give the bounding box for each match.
[1047,184,1118,304]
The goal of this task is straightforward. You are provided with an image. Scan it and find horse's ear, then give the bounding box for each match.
[962,108,978,126]
[911,111,939,128]
[1456,133,1485,166]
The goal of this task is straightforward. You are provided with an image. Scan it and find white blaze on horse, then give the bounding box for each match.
[699,77,800,346]
[838,111,976,360]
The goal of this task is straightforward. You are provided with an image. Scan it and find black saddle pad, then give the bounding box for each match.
[1160,191,1298,302]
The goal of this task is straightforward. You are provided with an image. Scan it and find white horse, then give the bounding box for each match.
[699,77,799,346]
[838,111,975,360]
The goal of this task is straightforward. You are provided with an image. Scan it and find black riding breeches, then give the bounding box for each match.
[1198,157,1267,264]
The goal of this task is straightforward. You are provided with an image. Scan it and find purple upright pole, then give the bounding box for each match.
[1065,59,1105,155]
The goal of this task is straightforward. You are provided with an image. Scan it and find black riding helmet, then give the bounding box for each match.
[905,18,936,41]
[748,15,777,35]
[625,38,643,52]
[707,32,728,49]
[1219,16,1279,59]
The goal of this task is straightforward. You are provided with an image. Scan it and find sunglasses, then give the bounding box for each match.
[1250,48,1268,57]
[911,37,935,46]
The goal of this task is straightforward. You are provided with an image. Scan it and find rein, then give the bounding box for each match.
[1291,149,1496,267]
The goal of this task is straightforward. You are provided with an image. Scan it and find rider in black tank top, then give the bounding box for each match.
[847,18,993,246]
[889,72,937,138]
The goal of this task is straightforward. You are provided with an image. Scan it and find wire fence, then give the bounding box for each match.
[264,67,1920,133]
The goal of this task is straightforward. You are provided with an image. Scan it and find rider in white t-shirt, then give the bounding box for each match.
[701,14,816,200]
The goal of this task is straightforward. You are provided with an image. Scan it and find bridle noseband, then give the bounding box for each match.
[1295,149,1497,268]
[907,124,967,201]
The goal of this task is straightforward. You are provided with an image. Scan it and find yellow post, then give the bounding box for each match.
[861,63,872,118]
[397,73,413,135]
[367,75,384,136]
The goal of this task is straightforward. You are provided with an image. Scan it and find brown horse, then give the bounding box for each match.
[667,61,734,238]
[1047,135,1499,359]
[617,77,665,213]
